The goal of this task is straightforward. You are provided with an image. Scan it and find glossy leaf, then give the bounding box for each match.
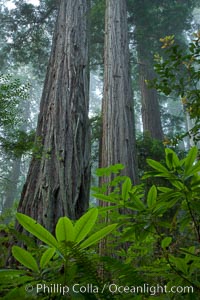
[170,180,185,190]
[56,217,74,242]
[16,213,58,248]
[184,147,198,176]
[170,255,188,275]
[80,224,117,249]
[186,161,200,176]
[40,248,55,269]
[165,148,180,169]
[161,237,172,249]
[93,193,119,204]
[147,185,157,208]
[129,194,146,211]
[74,208,98,243]
[122,178,132,201]
[12,246,39,272]
[147,159,169,174]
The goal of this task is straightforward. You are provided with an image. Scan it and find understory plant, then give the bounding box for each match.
[93,146,200,299]
[0,208,117,299]
[1,147,200,299]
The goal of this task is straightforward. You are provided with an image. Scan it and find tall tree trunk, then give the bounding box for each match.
[101,0,138,184]
[138,57,163,141]
[17,0,90,232]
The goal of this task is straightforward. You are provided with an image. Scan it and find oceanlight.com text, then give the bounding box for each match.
[24,283,194,296]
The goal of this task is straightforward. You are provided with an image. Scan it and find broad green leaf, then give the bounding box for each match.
[12,246,39,272]
[142,170,159,180]
[98,205,121,212]
[157,187,173,193]
[153,198,179,215]
[179,247,198,261]
[129,194,146,211]
[165,148,180,169]
[157,191,181,203]
[16,213,58,248]
[0,269,26,283]
[80,224,117,249]
[122,178,132,201]
[0,273,32,288]
[161,237,172,249]
[0,269,25,275]
[108,164,124,174]
[152,203,169,216]
[147,185,157,208]
[3,286,30,300]
[184,147,198,176]
[40,248,55,269]
[135,226,150,241]
[170,256,188,275]
[170,180,185,190]
[74,208,98,243]
[190,174,200,190]
[93,193,119,204]
[165,149,173,170]
[95,164,124,176]
[187,161,200,176]
[56,217,74,242]
[147,159,169,174]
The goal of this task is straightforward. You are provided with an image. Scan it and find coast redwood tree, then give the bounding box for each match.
[17,0,90,232]
[101,0,138,183]
[139,58,163,140]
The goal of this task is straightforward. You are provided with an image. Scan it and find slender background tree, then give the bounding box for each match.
[101,0,138,183]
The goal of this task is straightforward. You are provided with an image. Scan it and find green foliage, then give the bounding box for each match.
[16,208,117,252]
[0,74,28,128]
[89,0,105,71]
[2,148,200,298]
[16,213,58,248]
[2,1,57,78]
[39,247,55,269]
[12,246,39,273]
[1,129,35,157]
[136,133,165,175]
[93,147,200,299]
[90,113,102,165]
[55,217,74,242]
[0,208,117,299]
[149,32,200,143]
[74,208,99,243]
[0,203,19,267]
[0,73,34,157]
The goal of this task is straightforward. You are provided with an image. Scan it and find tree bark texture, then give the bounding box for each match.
[101,0,138,184]
[139,59,163,141]
[18,0,90,232]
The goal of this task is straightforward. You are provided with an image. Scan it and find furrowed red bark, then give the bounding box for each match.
[101,0,138,183]
[17,0,90,232]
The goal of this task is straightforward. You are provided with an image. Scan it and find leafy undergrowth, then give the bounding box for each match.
[1,147,200,299]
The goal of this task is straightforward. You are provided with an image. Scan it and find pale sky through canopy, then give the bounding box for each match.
[7,0,40,9]
[26,0,39,4]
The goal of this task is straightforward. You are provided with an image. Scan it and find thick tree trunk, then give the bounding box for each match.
[101,0,138,184]
[139,59,163,141]
[17,0,90,232]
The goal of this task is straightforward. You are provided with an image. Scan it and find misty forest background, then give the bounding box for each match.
[0,0,200,299]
